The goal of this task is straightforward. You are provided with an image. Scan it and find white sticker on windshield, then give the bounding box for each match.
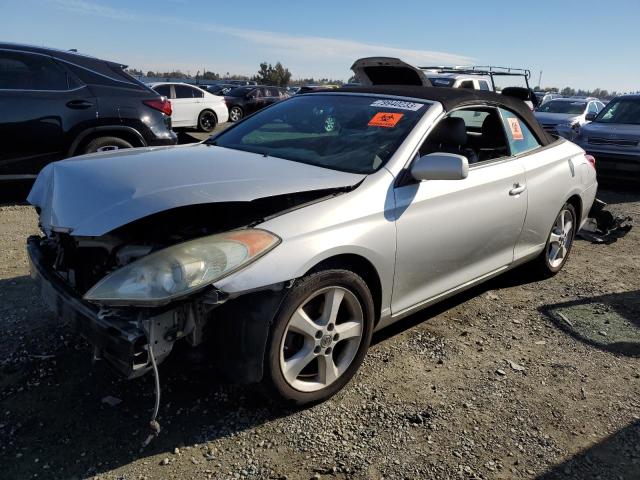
[370,99,424,111]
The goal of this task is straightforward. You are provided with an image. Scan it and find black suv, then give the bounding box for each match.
[0,43,177,182]
[224,86,289,122]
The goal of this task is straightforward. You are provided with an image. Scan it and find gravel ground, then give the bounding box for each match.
[1,188,639,480]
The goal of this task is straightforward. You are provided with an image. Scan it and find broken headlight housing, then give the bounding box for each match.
[84,229,280,305]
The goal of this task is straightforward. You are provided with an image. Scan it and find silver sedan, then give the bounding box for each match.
[27,86,598,405]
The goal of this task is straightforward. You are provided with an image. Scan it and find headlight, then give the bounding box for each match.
[84,229,280,305]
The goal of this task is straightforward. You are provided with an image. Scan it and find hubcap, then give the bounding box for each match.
[279,286,364,392]
[96,145,119,152]
[547,208,574,268]
[230,108,241,121]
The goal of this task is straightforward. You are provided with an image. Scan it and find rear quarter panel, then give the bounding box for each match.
[514,139,596,261]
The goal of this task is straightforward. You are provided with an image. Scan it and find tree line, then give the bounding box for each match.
[127,62,344,87]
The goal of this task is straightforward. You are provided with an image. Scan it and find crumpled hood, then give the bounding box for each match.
[28,144,365,236]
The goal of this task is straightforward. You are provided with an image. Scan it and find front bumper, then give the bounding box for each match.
[27,236,177,378]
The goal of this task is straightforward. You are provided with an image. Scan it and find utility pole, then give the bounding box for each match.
[538,70,543,90]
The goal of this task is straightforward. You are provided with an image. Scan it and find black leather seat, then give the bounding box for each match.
[478,114,509,160]
[421,117,478,164]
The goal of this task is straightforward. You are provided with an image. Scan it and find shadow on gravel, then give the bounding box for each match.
[539,290,640,357]
[536,419,640,479]
[374,265,540,345]
[0,180,32,205]
[0,274,293,480]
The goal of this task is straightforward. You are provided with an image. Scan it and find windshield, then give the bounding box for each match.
[595,97,640,125]
[227,87,253,97]
[212,94,428,174]
[537,100,586,114]
[428,77,455,87]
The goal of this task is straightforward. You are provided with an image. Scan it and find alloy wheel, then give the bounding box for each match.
[547,207,574,269]
[279,286,364,392]
[230,107,242,122]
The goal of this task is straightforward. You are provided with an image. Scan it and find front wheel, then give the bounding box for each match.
[527,202,577,277]
[263,270,374,405]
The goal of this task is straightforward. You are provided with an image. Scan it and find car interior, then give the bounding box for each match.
[419,108,510,163]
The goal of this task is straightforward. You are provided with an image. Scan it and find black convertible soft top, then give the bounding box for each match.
[309,85,554,145]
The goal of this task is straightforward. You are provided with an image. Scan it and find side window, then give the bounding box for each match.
[419,107,510,164]
[587,102,598,114]
[191,86,204,98]
[459,80,474,89]
[499,108,541,155]
[174,84,195,98]
[0,50,70,90]
[478,80,491,91]
[596,102,605,112]
[153,84,172,98]
[253,88,263,98]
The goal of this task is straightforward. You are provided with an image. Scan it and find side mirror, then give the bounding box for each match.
[411,153,469,181]
[585,112,597,121]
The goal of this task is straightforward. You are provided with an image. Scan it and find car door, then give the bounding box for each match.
[505,107,582,260]
[246,88,266,114]
[391,107,528,315]
[0,49,96,179]
[171,84,199,127]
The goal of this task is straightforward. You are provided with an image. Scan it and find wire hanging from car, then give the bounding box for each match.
[142,320,162,448]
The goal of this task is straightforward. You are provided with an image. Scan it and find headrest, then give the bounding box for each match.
[502,87,538,107]
[481,114,506,147]
[430,117,467,146]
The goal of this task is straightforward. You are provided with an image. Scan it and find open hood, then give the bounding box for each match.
[28,144,365,237]
[351,57,432,87]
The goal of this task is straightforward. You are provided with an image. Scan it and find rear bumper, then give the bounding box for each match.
[585,150,640,179]
[27,236,173,378]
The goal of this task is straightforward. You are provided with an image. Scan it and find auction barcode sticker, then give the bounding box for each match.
[370,99,424,111]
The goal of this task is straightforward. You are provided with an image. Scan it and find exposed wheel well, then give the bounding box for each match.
[567,194,583,224]
[199,109,217,120]
[305,254,383,325]
[72,129,145,156]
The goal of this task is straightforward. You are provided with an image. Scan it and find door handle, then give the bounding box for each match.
[509,183,527,196]
[66,100,93,109]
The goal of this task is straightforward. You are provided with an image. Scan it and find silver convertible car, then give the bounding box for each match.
[27,85,597,405]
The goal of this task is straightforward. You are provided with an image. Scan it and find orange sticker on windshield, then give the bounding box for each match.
[368,112,404,128]
[507,117,524,140]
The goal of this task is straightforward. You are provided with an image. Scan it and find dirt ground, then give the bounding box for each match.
[1,187,639,480]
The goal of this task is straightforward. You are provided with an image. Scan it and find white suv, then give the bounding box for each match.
[148,82,229,132]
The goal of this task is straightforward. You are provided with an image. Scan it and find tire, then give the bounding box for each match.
[83,136,133,154]
[198,110,217,132]
[229,106,243,122]
[526,202,577,277]
[263,269,375,405]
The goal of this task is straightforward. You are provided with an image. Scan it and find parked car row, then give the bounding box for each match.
[0,43,295,181]
[534,97,606,140]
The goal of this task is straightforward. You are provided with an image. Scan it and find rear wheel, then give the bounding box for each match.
[229,106,243,122]
[527,203,577,277]
[83,136,133,154]
[198,110,217,132]
[263,270,374,405]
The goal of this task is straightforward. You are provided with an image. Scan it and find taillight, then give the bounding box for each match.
[585,154,596,168]
[143,98,172,116]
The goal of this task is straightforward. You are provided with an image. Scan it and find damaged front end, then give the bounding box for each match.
[27,191,340,380]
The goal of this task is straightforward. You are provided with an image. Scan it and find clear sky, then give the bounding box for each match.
[2,0,639,92]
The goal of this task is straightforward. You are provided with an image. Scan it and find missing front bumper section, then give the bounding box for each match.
[28,236,290,382]
[27,236,220,378]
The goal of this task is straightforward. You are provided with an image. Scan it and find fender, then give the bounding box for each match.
[68,125,147,156]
